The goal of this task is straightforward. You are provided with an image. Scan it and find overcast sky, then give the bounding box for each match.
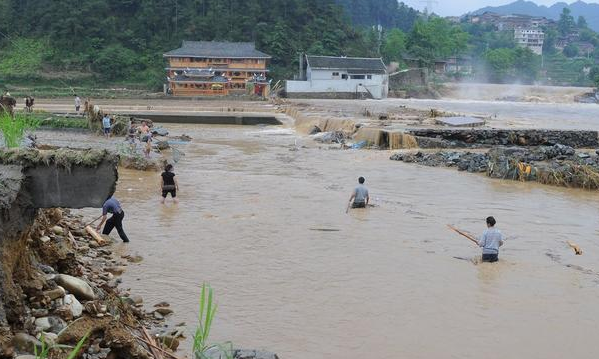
[400,0,599,16]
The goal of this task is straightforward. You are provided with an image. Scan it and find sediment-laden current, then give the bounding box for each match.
[58,121,599,359]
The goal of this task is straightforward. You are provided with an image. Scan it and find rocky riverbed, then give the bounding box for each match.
[390,144,599,189]
[0,208,185,359]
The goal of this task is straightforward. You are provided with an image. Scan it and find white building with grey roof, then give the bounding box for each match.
[286,55,389,99]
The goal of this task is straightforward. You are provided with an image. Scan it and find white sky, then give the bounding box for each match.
[400,0,599,16]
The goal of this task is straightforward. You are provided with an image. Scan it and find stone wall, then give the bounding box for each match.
[405,129,599,148]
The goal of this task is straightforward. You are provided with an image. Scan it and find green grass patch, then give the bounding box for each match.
[0,112,40,148]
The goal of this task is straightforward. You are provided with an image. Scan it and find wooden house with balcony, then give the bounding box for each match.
[164,41,271,96]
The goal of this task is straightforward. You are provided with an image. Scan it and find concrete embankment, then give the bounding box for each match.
[121,111,283,126]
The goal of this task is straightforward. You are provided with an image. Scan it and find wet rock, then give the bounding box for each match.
[153,301,169,308]
[236,350,279,359]
[12,333,42,354]
[158,334,179,350]
[153,311,164,320]
[51,226,64,235]
[130,294,143,306]
[105,266,126,276]
[15,355,37,359]
[38,332,58,346]
[39,236,51,243]
[55,274,95,301]
[35,316,67,334]
[43,286,66,300]
[31,309,49,318]
[63,294,83,318]
[308,125,322,135]
[153,307,173,316]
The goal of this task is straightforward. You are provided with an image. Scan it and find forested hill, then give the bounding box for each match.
[335,0,419,31]
[0,0,405,87]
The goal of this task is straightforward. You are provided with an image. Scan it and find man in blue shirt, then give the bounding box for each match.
[102,114,111,137]
[96,196,129,243]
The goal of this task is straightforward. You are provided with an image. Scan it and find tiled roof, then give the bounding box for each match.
[306,56,386,73]
[164,41,271,58]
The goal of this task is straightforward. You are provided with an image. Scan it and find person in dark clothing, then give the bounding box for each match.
[160,163,179,204]
[96,196,129,243]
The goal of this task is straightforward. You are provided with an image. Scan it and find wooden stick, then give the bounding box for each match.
[84,214,104,227]
[447,225,479,246]
[85,225,107,245]
[566,240,583,255]
[345,202,351,214]
[142,327,163,359]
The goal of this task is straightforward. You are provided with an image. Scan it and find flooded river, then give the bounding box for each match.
[59,119,599,359]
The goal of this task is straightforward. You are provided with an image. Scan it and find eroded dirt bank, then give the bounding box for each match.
[0,150,180,359]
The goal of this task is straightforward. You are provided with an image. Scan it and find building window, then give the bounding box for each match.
[341,74,348,79]
[367,75,372,79]
[332,72,339,77]
[350,75,365,80]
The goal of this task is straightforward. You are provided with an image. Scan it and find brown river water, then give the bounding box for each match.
[41,117,599,358]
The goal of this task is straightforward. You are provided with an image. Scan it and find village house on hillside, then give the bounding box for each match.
[163,41,271,97]
[286,55,389,99]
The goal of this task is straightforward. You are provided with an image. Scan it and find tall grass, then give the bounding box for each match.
[35,331,89,359]
[0,112,40,148]
[193,284,233,359]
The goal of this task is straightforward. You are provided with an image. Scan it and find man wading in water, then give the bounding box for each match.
[348,176,369,209]
[478,216,503,262]
[96,196,130,243]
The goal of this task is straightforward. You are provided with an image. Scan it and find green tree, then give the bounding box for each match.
[542,27,558,55]
[590,66,599,88]
[381,28,406,63]
[91,44,138,80]
[513,47,540,83]
[577,15,588,29]
[484,48,515,82]
[0,38,48,77]
[558,8,575,36]
[406,17,468,63]
[563,43,579,58]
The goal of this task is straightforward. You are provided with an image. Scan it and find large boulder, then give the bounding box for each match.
[55,274,95,301]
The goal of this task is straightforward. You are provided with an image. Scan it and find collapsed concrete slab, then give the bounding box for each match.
[0,148,119,334]
[0,149,119,208]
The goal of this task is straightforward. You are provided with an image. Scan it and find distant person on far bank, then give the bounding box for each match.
[75,94,81,113]
[349,176,369,208]
[478,216,503,263]
[96,196,129,243]
[102,114,111,137]
[160,163,179,204]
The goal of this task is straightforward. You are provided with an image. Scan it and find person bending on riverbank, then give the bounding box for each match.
[478,216,503,262]
[97,196,130,243]
[349,176,369,208]
[160,164,179,204]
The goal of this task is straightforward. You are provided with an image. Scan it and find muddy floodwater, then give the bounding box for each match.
[55,120,598,359]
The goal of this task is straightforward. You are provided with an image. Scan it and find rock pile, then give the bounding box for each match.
[391,144,599,189]
[0,209,182,359]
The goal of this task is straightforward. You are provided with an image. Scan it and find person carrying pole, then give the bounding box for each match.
[478,216,503,262]
[348,176,369,210]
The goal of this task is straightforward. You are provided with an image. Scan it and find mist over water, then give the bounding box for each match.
[64,120,599,359]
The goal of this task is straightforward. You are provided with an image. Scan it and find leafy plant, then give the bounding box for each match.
[193,284,233,359]
[0,112,40,148]
[35,331,89,359]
